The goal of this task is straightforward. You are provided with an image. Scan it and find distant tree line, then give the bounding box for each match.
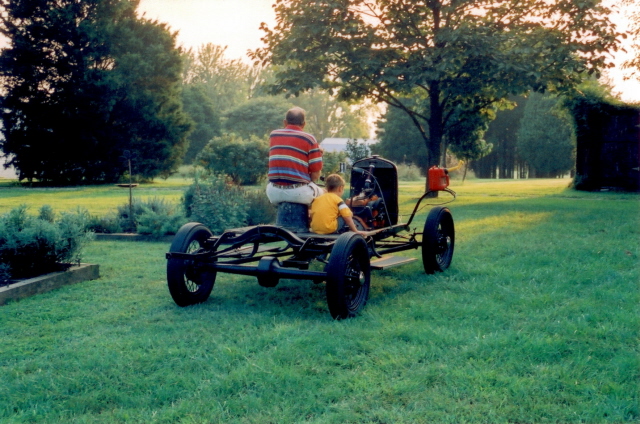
[376,92,576,179]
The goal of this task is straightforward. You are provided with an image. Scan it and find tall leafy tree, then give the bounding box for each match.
[375,97,429,169]
[471,96,528,178]
[620,0,639,82]
[295,89,370,141]
[253,0,621,175]
[223,97,293,139]
[181,84,222,164]
[183,44,258,112]
[0,0,191,184]
[516,93,575,178]
[376,93,492,169]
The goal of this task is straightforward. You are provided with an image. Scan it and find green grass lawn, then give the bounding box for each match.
[1,178,638,423]
[0,177,193,216]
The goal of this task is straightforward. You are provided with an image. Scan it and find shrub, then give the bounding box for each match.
[136,198,187,237]
[0,205,93,283]
[196,133,269,185]
[38,205,55,223]
[397,163,423,181]
[115,197,186,236]
[115,200,147,233]
[183,174,247,234]
[87,212,122,234]
[86,197,186,237]
[244,189,277,225]
[322,151,349,175]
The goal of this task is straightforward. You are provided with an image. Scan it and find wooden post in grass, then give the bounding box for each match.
[123,150,134,230]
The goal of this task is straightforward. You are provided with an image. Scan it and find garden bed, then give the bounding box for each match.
[0,263,99,305]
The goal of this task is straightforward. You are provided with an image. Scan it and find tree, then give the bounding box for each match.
[223,97,293,139]
[620,0,639,82]
[376,94,492,170]
[322,150,349,175]
[472,96,528,178]
[294,89,370,141]
[345,139,371,163]
[181,85,222,163]
[183,44,258,112]
[375,97,430,170]
[516,93,575,178]
[0,0,191,184]
[253,0,621,178]
[196,134,269,185]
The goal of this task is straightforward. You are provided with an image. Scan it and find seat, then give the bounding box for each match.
[275,202,309,233]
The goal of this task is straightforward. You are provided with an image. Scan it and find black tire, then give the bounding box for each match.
[167,222,216,306]
[422,206,455,274]
[326,233,371,319]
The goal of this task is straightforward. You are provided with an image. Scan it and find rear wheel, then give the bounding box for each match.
[167,223,216,306]
[326,233,371,319]
[422,207,455,274]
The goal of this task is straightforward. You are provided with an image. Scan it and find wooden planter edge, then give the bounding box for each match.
[0,263,100,306]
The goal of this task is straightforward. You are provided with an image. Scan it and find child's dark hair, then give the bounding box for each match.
[325,174,345,191]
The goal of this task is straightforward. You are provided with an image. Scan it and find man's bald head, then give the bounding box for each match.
[285,107,306,126]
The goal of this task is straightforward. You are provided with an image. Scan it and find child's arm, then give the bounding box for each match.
[342,215,370,236]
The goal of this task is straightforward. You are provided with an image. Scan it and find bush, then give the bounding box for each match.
[322,151,349,175]
[397,163,423,181]
[87,212,122,234]
[244,189,277,225]
[183,174,248,234]
[0,205,93,283]
[136,198,187,237]
[196,133,269,185]
[87,197,186,237]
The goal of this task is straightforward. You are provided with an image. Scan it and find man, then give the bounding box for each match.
[266,107,323,205]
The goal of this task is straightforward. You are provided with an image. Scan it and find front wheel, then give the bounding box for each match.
[326,233,371,319]
[167,222,217,306]
[422,206,455,274]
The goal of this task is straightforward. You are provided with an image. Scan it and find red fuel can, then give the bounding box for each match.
[428,166,449,191]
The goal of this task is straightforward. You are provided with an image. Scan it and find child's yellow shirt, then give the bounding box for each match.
[310,192,353,234]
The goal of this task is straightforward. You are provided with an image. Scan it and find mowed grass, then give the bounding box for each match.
[0,177,193,216]
[0,178,638,423]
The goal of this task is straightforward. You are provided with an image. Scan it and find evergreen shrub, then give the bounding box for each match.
[0,205,93,283]
[183,174,247,234]
[135,198,187,237]
[87,212,122,234]
[88,197,186,237]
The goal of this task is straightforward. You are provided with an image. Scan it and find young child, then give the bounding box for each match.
[310,174,365,235]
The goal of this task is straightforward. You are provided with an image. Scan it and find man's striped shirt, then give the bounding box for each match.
[268,125,323,184]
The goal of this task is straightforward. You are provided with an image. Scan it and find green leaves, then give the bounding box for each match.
[196,134,269,186]
[256,0,621,168]
[0,0,190,184]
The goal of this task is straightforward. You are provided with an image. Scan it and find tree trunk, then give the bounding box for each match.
[424,83,443,195]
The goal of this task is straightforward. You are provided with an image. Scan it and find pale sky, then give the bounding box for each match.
[137,0,276,61]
